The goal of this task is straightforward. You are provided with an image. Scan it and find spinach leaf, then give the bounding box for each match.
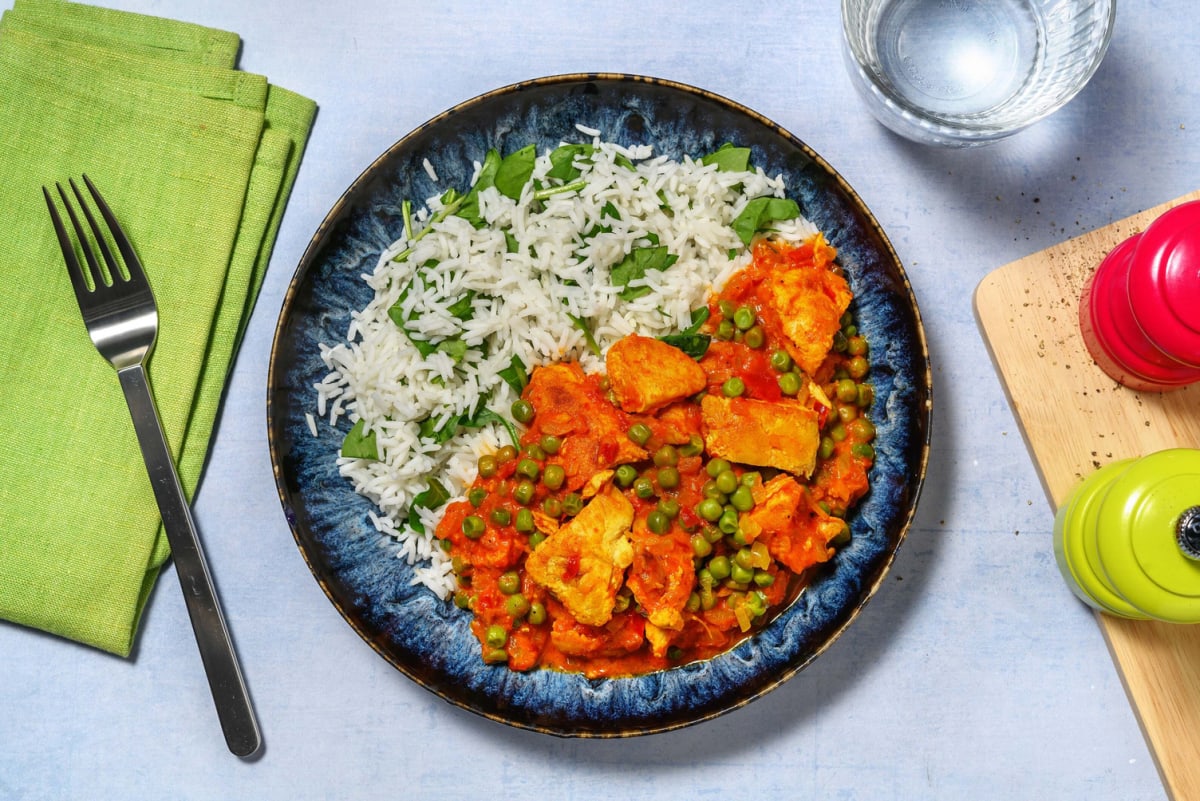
[567,314,602,357]
[611,245,679,301]
[494,144,537,200]
[463,407,519,449]
[658,333,711,359]
[497,354,529,394]
[701,143,751,173]
[731,196,801,245]
[341,419,378,459]
[457,148,501,225]
[435,338,469,363]
[406,477,451,534]
[445,291,476,321]
[547,143,592,181]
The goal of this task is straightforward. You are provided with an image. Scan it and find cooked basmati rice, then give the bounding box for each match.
[315,132,819,599]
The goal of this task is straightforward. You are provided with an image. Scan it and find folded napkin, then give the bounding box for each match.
[0,0,316,656]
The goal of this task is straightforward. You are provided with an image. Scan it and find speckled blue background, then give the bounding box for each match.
[269,76,930,735]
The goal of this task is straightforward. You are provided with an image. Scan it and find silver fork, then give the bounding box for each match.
[44,175,261,758]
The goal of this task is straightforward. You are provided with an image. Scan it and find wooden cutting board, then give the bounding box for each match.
[974,192,1200,801]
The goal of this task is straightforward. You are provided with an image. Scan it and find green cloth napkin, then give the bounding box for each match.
[0,0,316,656]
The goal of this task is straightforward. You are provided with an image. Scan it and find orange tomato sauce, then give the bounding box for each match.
[435,236,875,678]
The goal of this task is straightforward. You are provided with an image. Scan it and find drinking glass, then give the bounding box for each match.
[841,0,1116,146]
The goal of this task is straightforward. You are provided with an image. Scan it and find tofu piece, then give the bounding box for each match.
[761,263,852,376]
[700,395,820,478]
[606,334,708,413]
[523,483,635,626]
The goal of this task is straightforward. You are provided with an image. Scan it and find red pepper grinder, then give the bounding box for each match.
[1080,200,1200,391]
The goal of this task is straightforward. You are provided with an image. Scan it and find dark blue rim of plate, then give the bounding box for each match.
[268,73,933,737]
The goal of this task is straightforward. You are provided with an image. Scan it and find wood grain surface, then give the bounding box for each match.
[974,191,1200,801]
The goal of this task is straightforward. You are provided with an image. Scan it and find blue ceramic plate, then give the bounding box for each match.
[268,74,931,736]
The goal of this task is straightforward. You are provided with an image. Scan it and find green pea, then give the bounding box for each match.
[653,444,678,467]
[744,325,765,349]
[542,497,563,518]
[634,477,656,499]
[706,459,730,478]
[685,592,702,613]
[747,590,767,616]
[477,455,498,479]
[485,624,508,649]
[843,324,858,338]
[847,356,869,379]
[542,464,566,490]
[852,442,876,460]
[702,524,724,544]
[489,507,512,526]
[708,555,731,581]
[819,436,836,460]
[680,433,704,457]
[453,590,472,609]
[697,498,724,522]
[656,466,680,490]
[528,531,547,549]
[562,493,583,516]
[741,471,760,487]
[691,533,713,558]
[715,469,738,495]
[462,515,486,540]
[857,383,875,408]
[511,399,535,423]
[647,509,670,535]
[718,508,739,535]
[528,602,547,625]
[830,423,848,443]
[615,464,638,487]
[498,571,520,594]
[769,349,792,372]
[721,377,745,398]
[482,648,508,664]
[730,485,755,512]
[730,562,754,584]
[832,330,848,353]
[754,570,776,588]
[847,417,876,441]
[658,498,681,519]
[513,479,535,505]
[716,319,735,340]
[701,479,725,500]
[506,593,531,619]
[516,458,540,481]
[468,487,488,507]
[847,335,868,356]
[836,378,858,403]
[515,507,535,533]
[627,422,652,445]
[718,299,736,319]
[837,404,859,423]
[496,444,518,463]
[734,547,755,569]
[539,434,562,454]
[733,305,756,331]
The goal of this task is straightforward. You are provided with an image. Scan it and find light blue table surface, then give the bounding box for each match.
[2,1,1191,799]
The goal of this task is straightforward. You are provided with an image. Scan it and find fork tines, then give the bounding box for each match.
[44,175,144,297]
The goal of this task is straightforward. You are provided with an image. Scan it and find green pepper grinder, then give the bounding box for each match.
[1053,448,1200,623]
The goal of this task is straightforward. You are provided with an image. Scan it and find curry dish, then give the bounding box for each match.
[435,234,876,677]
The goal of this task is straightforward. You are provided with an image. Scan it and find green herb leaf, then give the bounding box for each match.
[407,477,452,533]
[463,407,520,448]
[341,419,379,459]
[494,144,537,200]
[568,313,602,357]
[731,196,801,246]
[701,143,751,173]
[611,245,679,301]
[658,333,711,359]
[445,291,476,321]
[436,338,469,363]
[497,354,529,394]
[547,143,593,181]
[457,149,502,225]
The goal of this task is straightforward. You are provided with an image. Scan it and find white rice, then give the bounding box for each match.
[314,131,819,599]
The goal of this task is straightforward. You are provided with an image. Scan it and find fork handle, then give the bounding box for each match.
[117,364,262,758]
